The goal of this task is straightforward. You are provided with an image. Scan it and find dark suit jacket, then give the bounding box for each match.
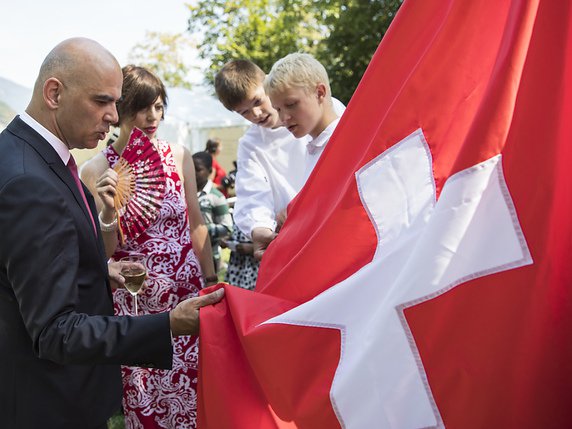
[0,117,174,429]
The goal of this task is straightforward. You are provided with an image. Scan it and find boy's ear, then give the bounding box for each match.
[315,83,327,101]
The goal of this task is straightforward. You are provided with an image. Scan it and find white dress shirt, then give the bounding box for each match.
[19,112,71,165]
[304,117,341,182]
[233,125,309,237]
[233,99,345,238]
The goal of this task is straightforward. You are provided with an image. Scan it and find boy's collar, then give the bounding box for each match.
[307,117,341,154]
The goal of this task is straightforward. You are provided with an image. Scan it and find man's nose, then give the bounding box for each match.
[105,104,119,124]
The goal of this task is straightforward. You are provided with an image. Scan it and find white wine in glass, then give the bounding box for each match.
[120,254,146,315]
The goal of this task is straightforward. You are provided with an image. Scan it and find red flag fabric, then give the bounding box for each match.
[198,0,572,427]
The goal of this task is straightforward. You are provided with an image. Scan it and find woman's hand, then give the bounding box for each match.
[96,168,119,213]
[96,168,119,224]
[108,260,125,290]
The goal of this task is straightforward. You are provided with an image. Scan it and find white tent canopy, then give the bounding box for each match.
[158,86,249,153]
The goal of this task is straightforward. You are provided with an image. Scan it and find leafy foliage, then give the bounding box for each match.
[128,31,200,90]
[106,410,125,429]
[187,0,402,104]
[187,0,326,83]
[318,0,403,103]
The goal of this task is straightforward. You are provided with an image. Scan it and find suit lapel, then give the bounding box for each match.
[7,118,110,270]
[50,162,98,234]
[8,117,98,237]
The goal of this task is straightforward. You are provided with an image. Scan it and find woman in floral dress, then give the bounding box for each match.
[81,65,218,429]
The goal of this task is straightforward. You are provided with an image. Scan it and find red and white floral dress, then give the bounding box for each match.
[105,140,203,429]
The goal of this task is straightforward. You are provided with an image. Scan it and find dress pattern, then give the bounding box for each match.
[224,227,259,290]
[105,141,203,429]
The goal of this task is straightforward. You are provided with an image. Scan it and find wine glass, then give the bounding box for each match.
[120,254,147,315]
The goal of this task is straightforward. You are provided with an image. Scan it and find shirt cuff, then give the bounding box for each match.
[250,220,277,237]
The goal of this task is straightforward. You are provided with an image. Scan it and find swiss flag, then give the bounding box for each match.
[198,0,572,428]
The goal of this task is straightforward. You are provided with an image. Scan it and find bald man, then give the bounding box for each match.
[0,38,223,429]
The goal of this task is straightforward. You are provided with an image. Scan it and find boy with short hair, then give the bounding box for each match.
[215,60,309,260]
[192,151,233,272]
[215,59,344,260]
[264,52,341,182]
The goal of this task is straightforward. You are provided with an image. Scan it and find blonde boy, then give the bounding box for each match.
[264,52,341,181]
[215,58,344,260]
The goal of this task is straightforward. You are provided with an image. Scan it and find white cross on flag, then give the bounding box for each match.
[198,0,572,428]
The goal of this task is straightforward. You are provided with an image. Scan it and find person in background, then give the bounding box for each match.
[204,137,227,189]
[221,228,260,290]
[220,180,260,291]
[81,65,217,429]
[214,59,345,261]
[0,37,223,429]
[193,151,233,273]
[208,157,260,289]
[219,160,238,198]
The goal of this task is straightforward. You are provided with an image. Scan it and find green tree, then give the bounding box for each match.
[187,0,330,82]
[186,0,402,103]
[128,31,199,90]
[317,0,403,103]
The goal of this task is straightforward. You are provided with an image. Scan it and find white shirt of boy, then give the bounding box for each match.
[233,125,309,238]
[304,117,341,182]
[234,100,345,239]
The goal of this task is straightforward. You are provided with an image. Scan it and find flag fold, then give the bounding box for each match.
[199,0,572,427]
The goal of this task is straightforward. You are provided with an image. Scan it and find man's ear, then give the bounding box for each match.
[43,77,63,110]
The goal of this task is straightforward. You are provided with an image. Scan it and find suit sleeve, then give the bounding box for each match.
[0,173,173,368]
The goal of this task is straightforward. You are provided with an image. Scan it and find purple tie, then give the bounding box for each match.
[67,155,97,234]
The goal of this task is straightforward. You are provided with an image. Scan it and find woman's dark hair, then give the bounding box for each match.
[115,65,168,125]
[205,138,221,155]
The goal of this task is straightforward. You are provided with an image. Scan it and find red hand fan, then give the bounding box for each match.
[113,128,166,243]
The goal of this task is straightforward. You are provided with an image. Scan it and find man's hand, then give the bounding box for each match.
[169,288,225,336]
[251,227,278,261]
